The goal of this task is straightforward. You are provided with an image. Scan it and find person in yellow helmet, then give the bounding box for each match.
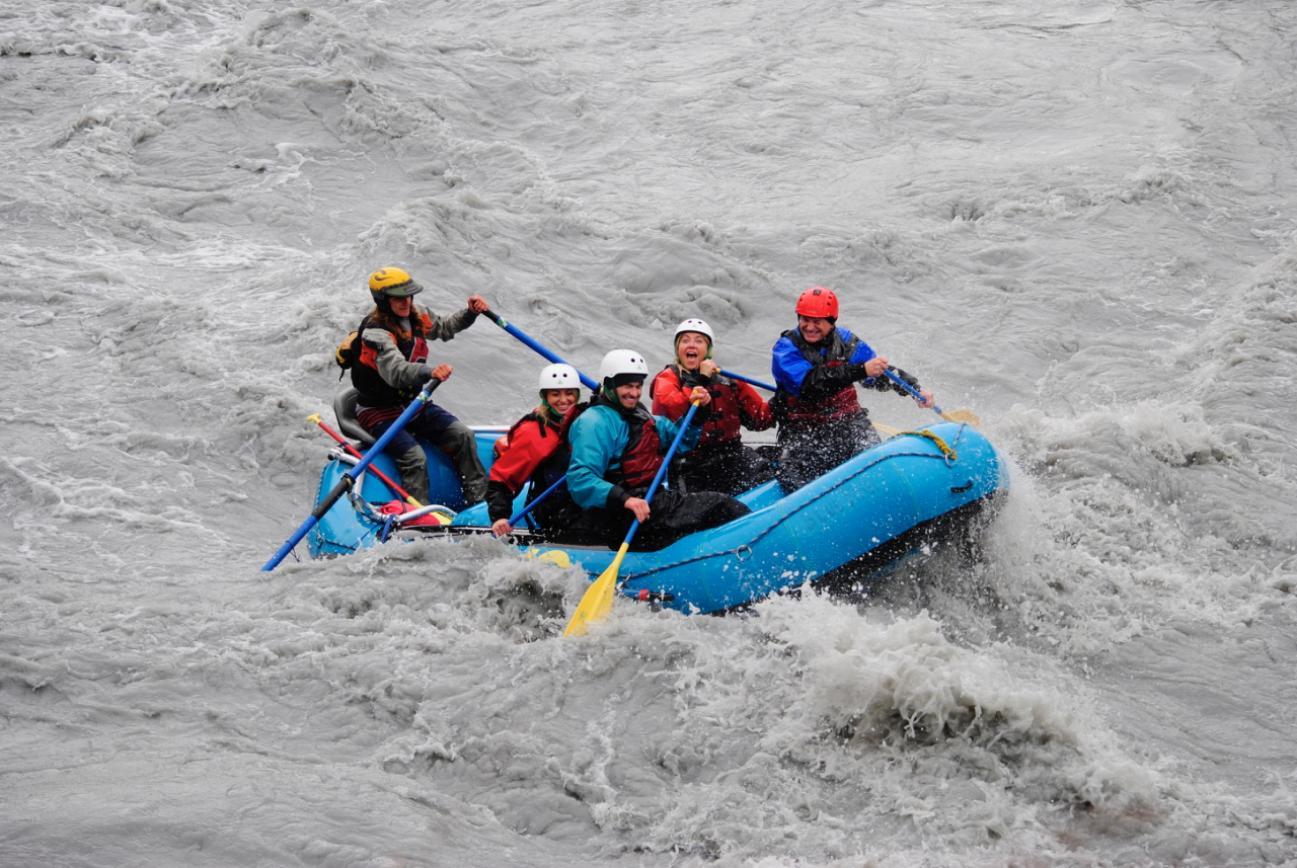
[346,266,490,505]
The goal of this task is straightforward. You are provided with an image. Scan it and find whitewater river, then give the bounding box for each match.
[2,0,1294,865]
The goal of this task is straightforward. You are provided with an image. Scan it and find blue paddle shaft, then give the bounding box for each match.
[262,378,442,571]
[624,401,701,542]
[883,368,943,413]
[508,473,568,526]
[483,311,600,392]
[727,366,935,414]
[719,368,776,392]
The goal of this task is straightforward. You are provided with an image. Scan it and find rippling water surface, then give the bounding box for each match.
[2,1,1295,865]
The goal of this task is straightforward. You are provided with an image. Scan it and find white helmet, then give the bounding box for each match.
[537,363,581,392]
[673,318,714,345]
[599,348,649,384]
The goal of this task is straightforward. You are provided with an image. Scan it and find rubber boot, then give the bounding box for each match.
[436,421,487,505]
[393,445,430,505]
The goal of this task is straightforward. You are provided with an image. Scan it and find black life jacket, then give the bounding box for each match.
[563,392,664,490]
[774,327,865,424]
[348,309,435,407]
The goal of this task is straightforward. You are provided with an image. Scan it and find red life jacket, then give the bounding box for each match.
[776,327,865,424]
[563,396,664,490]
[349,308,436,407]
[493,408,570,491]
[652,365,742,447]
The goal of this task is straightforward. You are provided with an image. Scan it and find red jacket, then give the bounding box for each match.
[651,365,774,448]
[490,410,564,492]
[486,408,576,524]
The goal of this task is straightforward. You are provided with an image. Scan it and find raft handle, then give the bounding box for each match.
[632,589,676,603]
[950,481,974,494]
[626,588,675,612]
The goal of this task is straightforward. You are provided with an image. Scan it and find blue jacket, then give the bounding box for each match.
[567,403,700,510]
[771,326,878,396]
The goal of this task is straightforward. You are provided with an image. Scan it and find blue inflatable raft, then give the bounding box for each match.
[304,402,1008,615]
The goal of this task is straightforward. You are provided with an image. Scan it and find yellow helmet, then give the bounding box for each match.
[367,267,423,300]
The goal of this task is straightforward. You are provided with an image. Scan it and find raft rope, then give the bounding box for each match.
[618,425,970,584]
[317,449,458,548]
[899,428,957,464]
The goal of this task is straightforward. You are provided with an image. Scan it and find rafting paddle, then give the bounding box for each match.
[723,366,977,428]
[262,378,442,571]
[563,399,702,637]
[883,369,980,426]
[496,473,569,536]
[719,368,776,392]
[482,310,599,392]
[307,413,422,507]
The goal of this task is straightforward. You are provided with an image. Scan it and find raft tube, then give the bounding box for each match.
[305,421,1007,615]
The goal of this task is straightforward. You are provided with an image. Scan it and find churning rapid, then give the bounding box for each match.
[2,1,1295,865]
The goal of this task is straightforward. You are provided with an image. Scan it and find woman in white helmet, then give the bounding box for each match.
[651,318,776,494]
[487,363,584,537]
[561,349,750,549]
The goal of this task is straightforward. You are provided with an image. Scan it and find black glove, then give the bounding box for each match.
[880,367,921,396]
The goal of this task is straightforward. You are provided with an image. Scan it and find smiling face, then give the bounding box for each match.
[388,296,414,318]
[613,380,643,409]
[675,332,711,371]
[797,315,833,344]
[542,388,579,415]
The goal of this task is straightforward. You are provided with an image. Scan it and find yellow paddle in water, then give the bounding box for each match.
[563,399,702,637]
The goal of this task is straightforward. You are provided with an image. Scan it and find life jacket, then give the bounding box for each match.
[654,365,742,447]
[774,327,865,424]
[563,393,663,490]
[504,409,570,489]
[347,308,436,407]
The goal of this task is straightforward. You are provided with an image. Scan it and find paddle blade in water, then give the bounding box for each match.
[563,543,629,637]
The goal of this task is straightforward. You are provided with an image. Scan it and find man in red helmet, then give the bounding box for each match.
[769,286,935,492]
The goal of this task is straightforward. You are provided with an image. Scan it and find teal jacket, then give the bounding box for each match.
[567,402,701,510]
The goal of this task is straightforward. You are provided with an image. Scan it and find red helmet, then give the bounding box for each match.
[795,286,839,320]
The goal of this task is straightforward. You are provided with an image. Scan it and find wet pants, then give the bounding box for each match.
[555,487,751,551]
[364,402,487,506]
[776,413,880,493]
[674,439,776,496]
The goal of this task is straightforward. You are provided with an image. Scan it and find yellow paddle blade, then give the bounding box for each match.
[524,548,573,569]
[873,421,901,438]
[563,543,629,637]
[940,408,982,426]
